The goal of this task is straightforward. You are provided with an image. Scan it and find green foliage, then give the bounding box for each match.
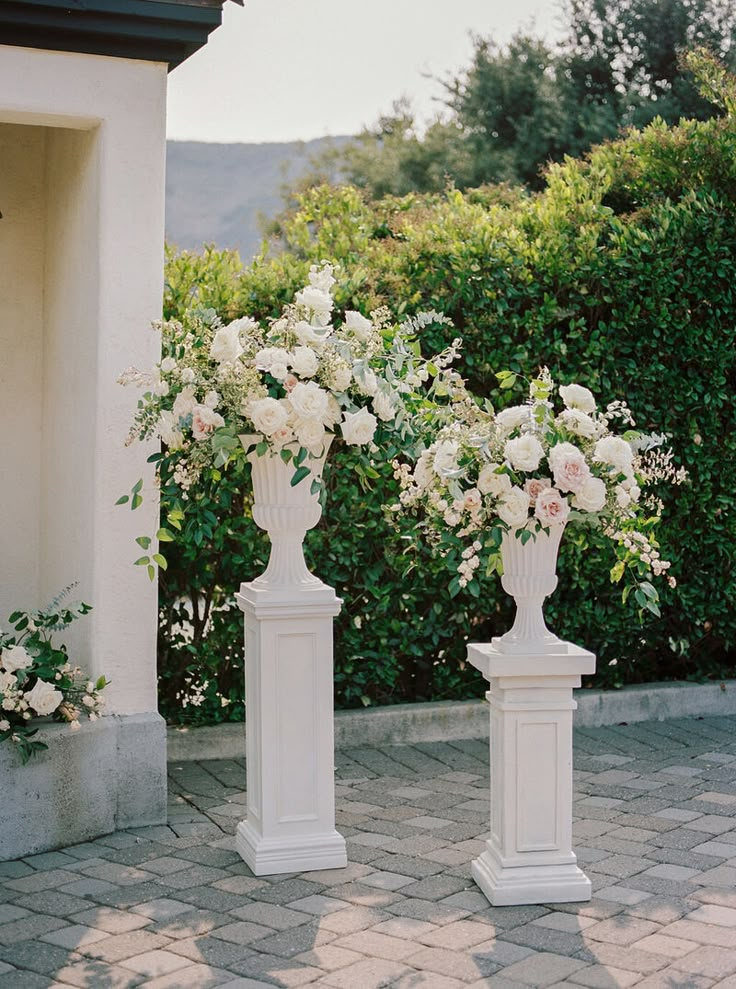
[302,0,736,198]
[158,71,736,725]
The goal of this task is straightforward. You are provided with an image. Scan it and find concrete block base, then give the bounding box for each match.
[0,712,167,861]
[236,819,347,876]
[472,848,592,906]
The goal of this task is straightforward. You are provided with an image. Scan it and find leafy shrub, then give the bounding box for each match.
[156,78,736,725]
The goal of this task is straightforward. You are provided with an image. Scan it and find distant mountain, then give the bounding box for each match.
[165,137,350,261]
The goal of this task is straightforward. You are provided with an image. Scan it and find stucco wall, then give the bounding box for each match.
[0,46,167,714]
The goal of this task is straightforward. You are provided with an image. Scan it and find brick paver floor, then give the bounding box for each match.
[1,715,736,987]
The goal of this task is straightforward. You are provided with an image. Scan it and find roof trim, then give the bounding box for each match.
[0,0,236,70]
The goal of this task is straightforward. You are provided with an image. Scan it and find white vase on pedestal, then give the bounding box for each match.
[235,435,347,876]
[468,521,597,906]
[494,523,567,654]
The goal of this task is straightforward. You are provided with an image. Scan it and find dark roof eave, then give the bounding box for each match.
[0,0,236,70]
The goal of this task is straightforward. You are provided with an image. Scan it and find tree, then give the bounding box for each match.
[303,0,735,198]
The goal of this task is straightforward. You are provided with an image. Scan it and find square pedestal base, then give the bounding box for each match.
[236,820,347,877]
[472,847,592,906]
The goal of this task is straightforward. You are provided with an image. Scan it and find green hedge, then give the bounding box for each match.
[158,100,736,726]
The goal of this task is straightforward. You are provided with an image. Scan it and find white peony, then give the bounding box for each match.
[496,405,531,433]
[535,487,570,526]
[559,383,596,414]
[548,442,591,493]
[497,487,532,527]
[594,435,634,474]
[290,346,320,378]
[504,434,544,472]
[477,464,512,497]
[25,678,64,717]
[210,323,244,365]
[289,381,330,423]
[433,439,460,476]
[1,644,30,674]
[341,407,378,446]
[248,397,289,436]
[344,310,373,341]
[572,476,607,512]
[372,390,396,422]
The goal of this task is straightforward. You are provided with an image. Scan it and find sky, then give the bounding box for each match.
[166,0,562,145]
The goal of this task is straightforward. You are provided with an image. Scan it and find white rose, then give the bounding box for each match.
[548,442,591,493]
[341,407,378,446]
[157,411,184,450]
[2,644,30,674]
[629,484,641,502]
[594,435,634,473]
[269,362,289,382]
[181,367,196,384]
[248,397,289,436]
[0,720,9,732]
[296,285,333,326]
[160,356,177,373]
[308,263,336,293]
[496,405,531,433]
[535,487,571,526]
[204,390,220,409]
[497,487,532,528]
[559,383,596,414]
[325,394,343,427]
[330,364,352,392]
[288,381,330,423]
[210,323,244,365]
[572,476,607,512]
[295,320,330,348]
[356,367,378,397]
[615,485,631,509]
[464,488,482,512]
[504,434,544,472]
[477,464,512,497]
[172,385,197,419]
[344,310,373,341]
[557,408,598,438]
[414,451,434,490]
[256,347,291,373]
[0,671,18,694]
[25,678,64,717]
[372,390,396,422]
[296,419,327,453]
[433,439,460,476]
[291,346,320,378]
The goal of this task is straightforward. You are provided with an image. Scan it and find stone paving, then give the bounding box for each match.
[1,715,736,988]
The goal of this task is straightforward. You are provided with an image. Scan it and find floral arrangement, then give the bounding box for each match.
[119,263,459,568]
[393,368,686,613]
[0,588,107,763]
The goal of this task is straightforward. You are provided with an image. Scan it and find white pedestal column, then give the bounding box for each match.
[467,642,596,906]
[235,579,347,876]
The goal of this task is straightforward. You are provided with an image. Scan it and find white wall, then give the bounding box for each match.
[0,46,168,715]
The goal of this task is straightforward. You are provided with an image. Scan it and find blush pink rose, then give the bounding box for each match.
[524,477,552,505]
[535,487,570,526]
[548,442,591,493]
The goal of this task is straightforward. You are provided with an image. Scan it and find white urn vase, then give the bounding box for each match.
[242,435,331,591]
[494,522,567,654]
